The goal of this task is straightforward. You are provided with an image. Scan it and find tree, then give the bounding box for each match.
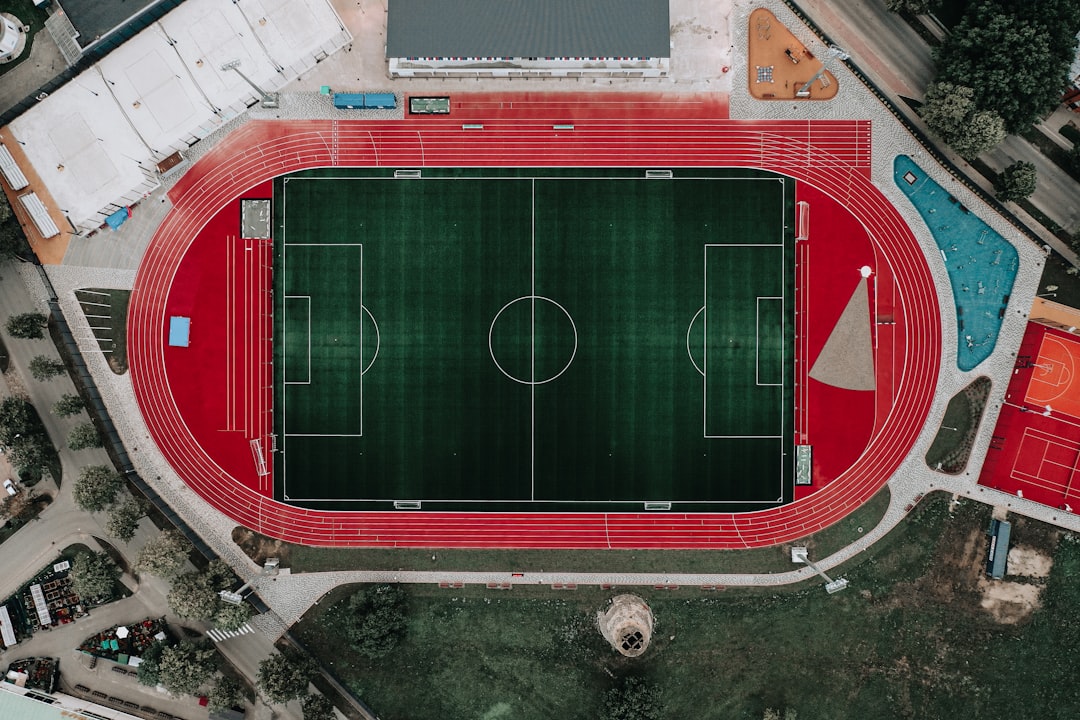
[764,710,798,720]
[301,694,337,720]
[157,640,218,696]
[52,393,85,417]
[0,397,35,441]
[257,649,314,704]
[68,422,102,450]
[5,312,47,339]
[169,571,224,620]
[343,584,408,659]
[137,641,165,686]
[72,465,123,512]
[105,497,148,541]
[600,676,662,720]
[216,600,253,631]
[6,434,52,476]
[29,356,66,381]
[0,195,31,262]
[947,110,1006,160]
[69,551,119,603]
[136,530,192,578]
[918,83,1006,158]
[207,676,242,713]
[886,0,934,14]
[167,559,236,620]
[995,160,1038,202]
[1068,145,1080,177]
[934,1,1079,132]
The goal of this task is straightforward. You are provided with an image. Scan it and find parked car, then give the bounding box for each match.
[3,479,17,496]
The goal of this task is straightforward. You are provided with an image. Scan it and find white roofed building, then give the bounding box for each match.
[2,0,349,239]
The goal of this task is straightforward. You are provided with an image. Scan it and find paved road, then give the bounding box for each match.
[796,0,1080,236]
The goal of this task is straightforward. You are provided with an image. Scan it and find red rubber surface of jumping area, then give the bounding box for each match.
[130,94,940,548]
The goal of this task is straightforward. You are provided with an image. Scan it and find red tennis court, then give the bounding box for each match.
[981,323,1080,511]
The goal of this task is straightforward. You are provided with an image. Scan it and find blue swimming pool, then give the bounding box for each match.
[893,155,1018,371]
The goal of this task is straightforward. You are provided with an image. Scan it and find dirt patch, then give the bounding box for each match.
[1006,545,1053,577]
[232,526,291,567]
[978,578,1042,624]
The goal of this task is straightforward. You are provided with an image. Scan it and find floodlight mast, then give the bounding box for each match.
[795,44,850,98]
[220,59,279,108]
[792,547,849,594]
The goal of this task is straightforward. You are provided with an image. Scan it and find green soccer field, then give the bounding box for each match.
[272,168,795,511]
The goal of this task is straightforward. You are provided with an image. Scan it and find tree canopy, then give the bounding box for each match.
[136,530,192,578]
[216,600,253,631]
[257,649,315,704]
[69,551,119,603]
[68,422,102,450]
[207,675,242,713]
[157,640,218,696]
[105,497,149,541]
[996,160,1038,201]
[918,82,1006,159]
[5,313,47,340]
[600,676,663,720]
[301,694,337,720]
[28,356,66,381]
[0,194,32,262]
[52,393,86,417]
[72,465,123,512]
[933,0,1080,132]
[343,584,408,659]
[167,560,236,621]
[137,641,165,686]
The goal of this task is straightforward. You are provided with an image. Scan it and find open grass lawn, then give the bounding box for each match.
[291,494,1080,719]
[234,487,890,575]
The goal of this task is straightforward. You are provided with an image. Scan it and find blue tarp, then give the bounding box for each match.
[364,93,396,109]
[168,316,190,347]
[105,206,130,230]
[333,93,366,109]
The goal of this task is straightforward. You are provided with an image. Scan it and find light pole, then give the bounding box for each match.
[220,59,278,108]
[796,45,850,98]
[792,546,849,593]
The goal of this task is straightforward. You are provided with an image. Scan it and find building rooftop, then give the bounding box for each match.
[386,0,670,59]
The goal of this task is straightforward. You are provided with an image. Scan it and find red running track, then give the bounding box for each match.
[130,102,938,548]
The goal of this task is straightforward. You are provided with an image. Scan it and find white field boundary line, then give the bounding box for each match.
[279,172,794,506]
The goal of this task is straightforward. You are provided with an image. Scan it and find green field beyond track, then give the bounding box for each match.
[272,169,795,511]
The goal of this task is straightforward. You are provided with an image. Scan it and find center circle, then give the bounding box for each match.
[489,296,578,385]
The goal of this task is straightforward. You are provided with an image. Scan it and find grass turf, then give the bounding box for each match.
[273,169,794,511]
[290,494,1080,719]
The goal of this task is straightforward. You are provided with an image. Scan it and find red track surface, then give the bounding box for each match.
[980,323,1080,511]
[130,95,939,548]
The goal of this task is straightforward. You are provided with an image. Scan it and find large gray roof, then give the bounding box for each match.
[386,0,670,59]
